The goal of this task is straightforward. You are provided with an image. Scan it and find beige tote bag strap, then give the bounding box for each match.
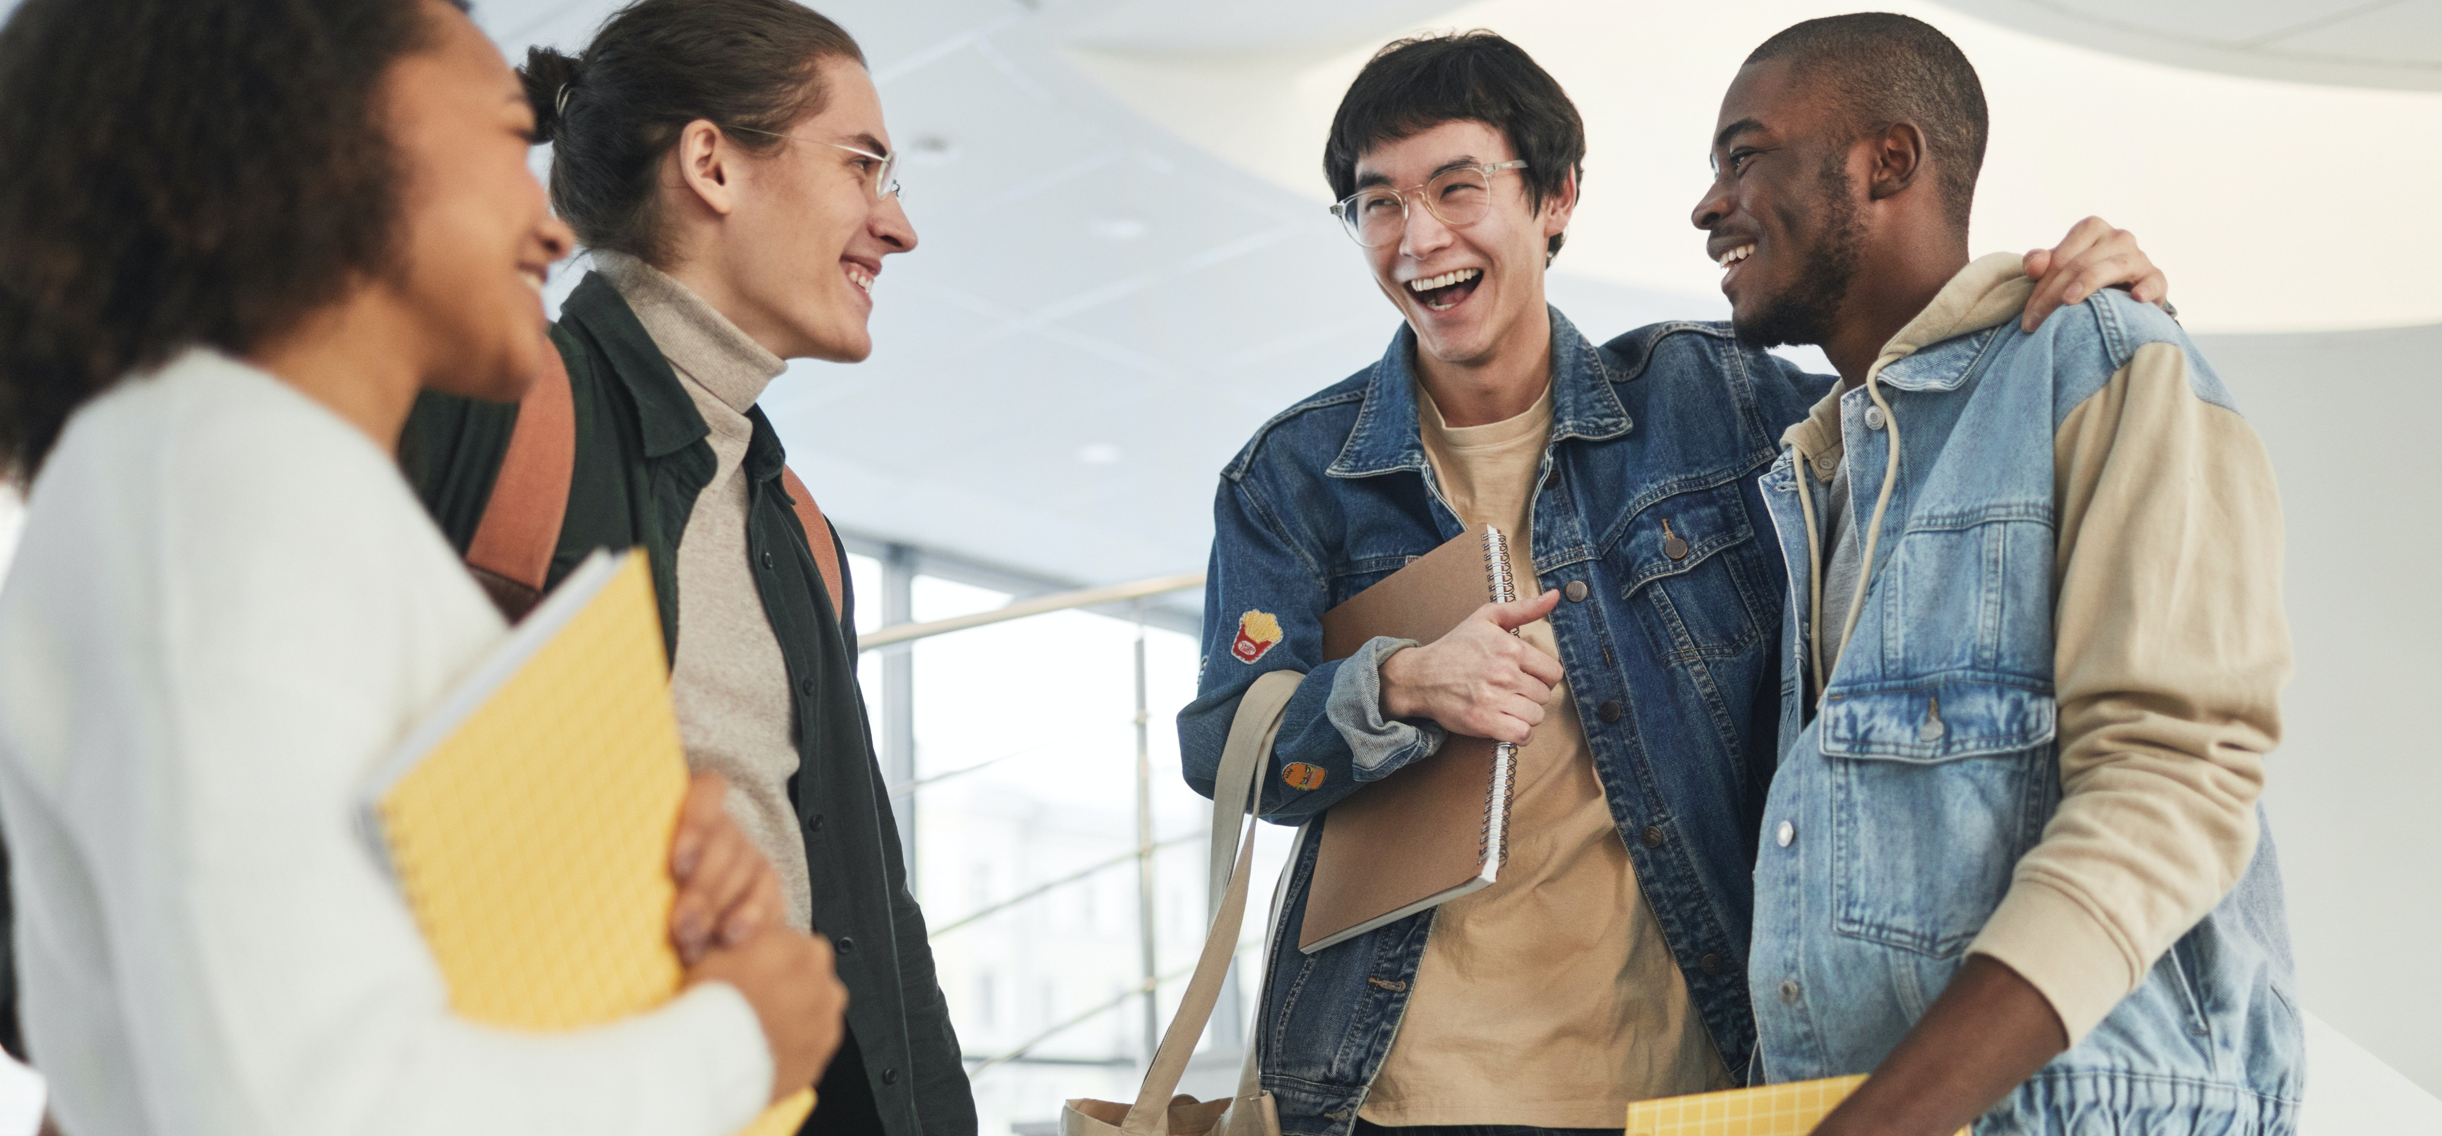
[1217,821,1303,1136]
[1121,670,1302,1136]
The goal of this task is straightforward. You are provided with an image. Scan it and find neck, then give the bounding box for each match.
[1823,227,1969,389]
[245,289,427,449]
[1415,304,1554,427]
[658,240,804,361]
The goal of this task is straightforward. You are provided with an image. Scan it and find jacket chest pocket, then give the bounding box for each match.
[1818,680,2057,958]
[1607,481,1769,662]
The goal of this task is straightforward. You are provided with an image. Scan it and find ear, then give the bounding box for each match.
[1866,121,1928,202]
[1540,166,1580,240]
[672,118,741,217]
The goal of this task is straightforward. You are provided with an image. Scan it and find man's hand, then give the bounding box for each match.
[2021,216,2171,332]
[687,926,849,1104]
[1809,954,2070,1136]
[670,771,787,964]
[1379,590,1564,744]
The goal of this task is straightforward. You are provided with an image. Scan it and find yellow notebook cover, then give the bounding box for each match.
[1625,1076,1967,1136]
[363,549,812,1134]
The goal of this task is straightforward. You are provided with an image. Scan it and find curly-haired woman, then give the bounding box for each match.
[0,1,844,1132]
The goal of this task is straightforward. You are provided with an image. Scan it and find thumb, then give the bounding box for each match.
[1484,587,1561,631]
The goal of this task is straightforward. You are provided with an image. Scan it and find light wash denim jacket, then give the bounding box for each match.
[1750,289,2303,1133]
[1177,308,1830,1136]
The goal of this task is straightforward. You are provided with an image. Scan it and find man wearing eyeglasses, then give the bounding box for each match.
[1176,31,2168,1136]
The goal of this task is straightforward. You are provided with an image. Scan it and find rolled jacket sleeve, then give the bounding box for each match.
[1326,636,1447,777]
[1967,341,2290,1042]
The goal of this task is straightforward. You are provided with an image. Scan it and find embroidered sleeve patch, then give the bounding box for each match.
[1281,762,1327,791]
[1231,610,1283,663]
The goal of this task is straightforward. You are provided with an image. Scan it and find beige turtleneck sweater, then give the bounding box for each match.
[596,251,812,932]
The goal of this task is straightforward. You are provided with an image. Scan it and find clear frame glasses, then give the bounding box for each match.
[1329,159,1528,247]
[727,125,902,201]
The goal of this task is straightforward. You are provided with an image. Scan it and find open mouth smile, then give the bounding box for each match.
[1715,243,1755,292]
[1406,267,1482,312]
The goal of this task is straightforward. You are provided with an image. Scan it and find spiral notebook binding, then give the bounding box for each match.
[1481,526,1520,872]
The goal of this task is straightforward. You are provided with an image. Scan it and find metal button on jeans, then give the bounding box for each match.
[1864,405,1887,431]
[1700,953,1723,975]
[1776,820,1795,847]
[1563,579,1589,603]
[1780,979,1802,1005]
[1597,699,1623,723]
[1641,825,1666,848]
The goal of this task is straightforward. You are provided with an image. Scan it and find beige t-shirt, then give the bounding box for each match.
[598,252,813,932]
[1358,382,1729,1128]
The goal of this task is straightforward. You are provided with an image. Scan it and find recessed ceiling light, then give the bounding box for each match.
[904,135,958,165]
[1089,217,1147,240]
[1075,443,1122,465]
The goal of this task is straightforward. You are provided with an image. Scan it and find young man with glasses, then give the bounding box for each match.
[1176,31,2170,1136]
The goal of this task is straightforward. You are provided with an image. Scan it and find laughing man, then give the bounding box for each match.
[1693,15,2299,1135]
[1178,30,2177,1136]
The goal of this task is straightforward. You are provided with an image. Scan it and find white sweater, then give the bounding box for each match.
[0,350,772,1136]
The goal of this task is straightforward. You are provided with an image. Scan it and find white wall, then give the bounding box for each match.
[2199,322,2442,1098]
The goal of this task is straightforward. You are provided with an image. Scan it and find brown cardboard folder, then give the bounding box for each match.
[1300,526,1518,953]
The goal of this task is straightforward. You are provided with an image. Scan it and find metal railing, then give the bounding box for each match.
[863,570,1211,1072]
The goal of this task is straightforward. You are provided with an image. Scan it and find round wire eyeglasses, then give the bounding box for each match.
[1328,160,1528,246]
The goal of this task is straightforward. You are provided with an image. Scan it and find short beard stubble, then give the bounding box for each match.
[1733,150,1866,351]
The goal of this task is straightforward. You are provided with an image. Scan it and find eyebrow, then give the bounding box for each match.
[1353,154,1483,191]
[841,131,890,158]
[1713,118,1765,153]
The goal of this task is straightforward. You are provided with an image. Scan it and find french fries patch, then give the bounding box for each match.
[1282,762,1327,790]
[1231,610,1283,663]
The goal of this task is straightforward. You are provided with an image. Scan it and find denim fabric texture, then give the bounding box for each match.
[1177,308,1831,1136]
[1750,291,2303,1134]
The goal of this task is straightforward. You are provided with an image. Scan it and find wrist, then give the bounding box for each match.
[1377,643,1421,720]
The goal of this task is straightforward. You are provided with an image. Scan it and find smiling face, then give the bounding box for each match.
[1354,119,1571,371]
[380,0,573,401]
[699,58,916,362]
[1690,59,1868,349]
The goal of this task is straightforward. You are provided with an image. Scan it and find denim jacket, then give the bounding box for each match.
[1177,308,1830,1136]
[1750,286,2303,1133]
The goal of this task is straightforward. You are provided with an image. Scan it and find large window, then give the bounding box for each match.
[846,552,1287,1136]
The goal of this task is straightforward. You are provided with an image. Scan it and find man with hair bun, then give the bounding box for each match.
[1179,26,2178,1136]
[1696,13,2299,1134]
[402,2,970,1134]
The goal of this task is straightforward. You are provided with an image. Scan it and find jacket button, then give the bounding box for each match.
[1597,700,1623,723]
[1864,405,1887,431]
[1776,820,1796,847]
[1780,979,1803,1005]
[835,936,855,954]
[809,813,824,833]
[1562,580,1589,603]
[799,676,816,696]
[1641,825,1665,848]
[760,549,775,569]
[882,1067,900,1086]
[1699,953,1723,975]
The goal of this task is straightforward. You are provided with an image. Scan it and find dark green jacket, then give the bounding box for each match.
[400,272,973,1136]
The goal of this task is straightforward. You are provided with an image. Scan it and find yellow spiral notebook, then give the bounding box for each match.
[1625,1075,1967,1136]
[360,548,813,1134]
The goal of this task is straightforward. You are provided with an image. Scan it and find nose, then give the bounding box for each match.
[1398,198,1453,260]
[1691,177,1730,233]
[872,194,916,254]
[538,213,576,263]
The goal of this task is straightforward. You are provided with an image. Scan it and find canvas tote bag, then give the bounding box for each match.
[1060,669,1303,1136]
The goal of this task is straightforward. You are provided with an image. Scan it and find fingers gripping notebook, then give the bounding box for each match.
[362,549,814,1135]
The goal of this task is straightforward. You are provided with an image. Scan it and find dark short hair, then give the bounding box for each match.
[1324,31,1586,262]
[0,0,460,480]
[1745,13,1988,232]
[526,0,866,265]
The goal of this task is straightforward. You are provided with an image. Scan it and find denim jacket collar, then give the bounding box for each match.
[1326,305,1630,478]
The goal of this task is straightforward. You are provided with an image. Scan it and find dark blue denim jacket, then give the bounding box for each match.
[1177,308,1830,1136]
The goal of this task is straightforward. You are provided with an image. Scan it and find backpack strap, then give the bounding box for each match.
[464,342,576,621]
[462,335,845,626]
[778,465,846,622]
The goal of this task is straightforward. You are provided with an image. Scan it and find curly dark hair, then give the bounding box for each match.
[0,0,462,480]
[523,0,865,265]
[1324,31,1587,263]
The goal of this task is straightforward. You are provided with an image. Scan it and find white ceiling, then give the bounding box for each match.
[1942,0,2442,90]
